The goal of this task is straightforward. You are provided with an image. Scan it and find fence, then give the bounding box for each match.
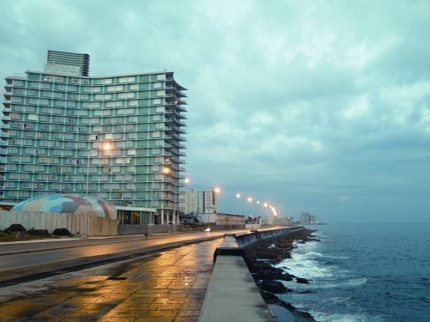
[0,210,117,236]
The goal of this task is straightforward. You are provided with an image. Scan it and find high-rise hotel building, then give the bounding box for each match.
[0,50,187,225]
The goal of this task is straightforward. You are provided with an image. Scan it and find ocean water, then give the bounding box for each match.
[275,223,430,322]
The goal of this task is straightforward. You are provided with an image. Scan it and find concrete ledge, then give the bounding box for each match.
[199,255,274,322]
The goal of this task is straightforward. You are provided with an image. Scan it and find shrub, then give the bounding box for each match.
[27,228,50,237]
[5,224,26,234]
[53,228,72,236]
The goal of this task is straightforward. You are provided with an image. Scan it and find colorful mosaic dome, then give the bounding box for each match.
[12,193,117,219]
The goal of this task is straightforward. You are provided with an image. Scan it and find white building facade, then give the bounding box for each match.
[0,50,187,226]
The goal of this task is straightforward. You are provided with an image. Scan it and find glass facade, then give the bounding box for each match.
[1,59,187,225]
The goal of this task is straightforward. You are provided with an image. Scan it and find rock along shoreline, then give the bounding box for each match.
[243,228,319,322]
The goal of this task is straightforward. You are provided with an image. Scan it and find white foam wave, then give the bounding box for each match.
[312,312,384,322]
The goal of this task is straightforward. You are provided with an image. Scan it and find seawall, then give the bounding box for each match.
[199,226,306,322]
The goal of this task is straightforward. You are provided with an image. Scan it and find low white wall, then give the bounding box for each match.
[0,210,117,236]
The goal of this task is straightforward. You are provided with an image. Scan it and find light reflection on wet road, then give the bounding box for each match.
[0,231,233,272]
[0,238,223,322]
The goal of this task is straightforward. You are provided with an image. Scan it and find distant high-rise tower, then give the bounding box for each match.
[46,50,90,76]
[0,50,187,225]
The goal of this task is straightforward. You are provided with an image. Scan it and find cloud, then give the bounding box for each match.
[1,0,430,222]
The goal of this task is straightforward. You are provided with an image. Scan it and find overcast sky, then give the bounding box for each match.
[1,0,429,223]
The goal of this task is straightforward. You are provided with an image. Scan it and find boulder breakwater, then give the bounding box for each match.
[240,227,318,322]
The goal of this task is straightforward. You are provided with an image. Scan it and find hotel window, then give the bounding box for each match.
[152,131,161,138]
[130,84,139,90]
[69,85,77,91]
[83,87,92,93]
[27,90,37,96]
[156,106,165,112]
[6,164,17,171]
[81,79,90,85]
[67,101,76,107]
[11,113,20,120]
[157,74,166,80]
[127,132,137,139]
[156,90,164,96]
[107,86,115,92]
[127,116,137,122]
[93,86,101,93]
[57,85,66,91]
[129,100,138,106]
[80,94,89,100]
[104,94,112,100]
[119,77,127,83]
[116,85,124,91]
[104,78,113,84]
[41,83,50,89]
[14,105,24,112]
[12,97,22,103]
[128,149,136,155]
[128,76,136,82]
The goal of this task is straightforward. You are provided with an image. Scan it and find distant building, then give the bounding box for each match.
[0,50,187,226]
[273,216,295,226]
[300,212,318,224]
[182,189,198,216]
[180,188,220,215]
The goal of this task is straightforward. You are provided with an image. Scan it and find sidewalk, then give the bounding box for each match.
[0,237,224,322]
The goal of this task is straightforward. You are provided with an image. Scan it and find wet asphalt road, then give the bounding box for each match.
[0,237,224,321]
[0,230,248,285]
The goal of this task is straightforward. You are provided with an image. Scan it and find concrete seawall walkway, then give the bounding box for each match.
[0,238,224,321]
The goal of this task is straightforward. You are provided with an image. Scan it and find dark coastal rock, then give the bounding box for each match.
[243,228,317,322]
[296,277,310,284]
[248,263,295,282]
[260,280,289,293]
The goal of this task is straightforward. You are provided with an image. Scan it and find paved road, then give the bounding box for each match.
[0,230,249,286]
[0,238,225,322]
